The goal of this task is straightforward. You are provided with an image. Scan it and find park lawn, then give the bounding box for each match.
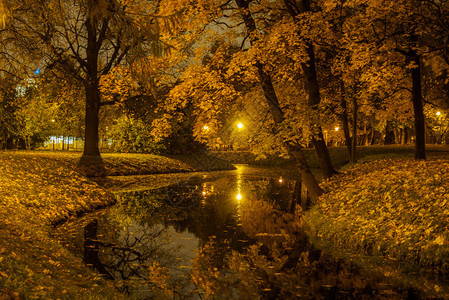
[305,159,449,274]
[21,151,235,176]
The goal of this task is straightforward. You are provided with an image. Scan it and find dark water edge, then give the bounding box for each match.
[52,165,449,299]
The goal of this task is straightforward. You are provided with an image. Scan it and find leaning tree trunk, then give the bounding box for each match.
[235,0,323,203]
[302,41,338,178]
[257,65,323,202]
[282,0,338,179]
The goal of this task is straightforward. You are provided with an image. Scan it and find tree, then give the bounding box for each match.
[343,0,428,159]
[0,75,20,149]
[15,80,59,149]
[153,0,325,201]
[9,0,171,168]
[280,0,339,175]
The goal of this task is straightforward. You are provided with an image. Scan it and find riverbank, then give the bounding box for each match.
[304,159,449,296]
[0,151,234,299]
[0,152,120,299]
[3,149,449,298]
[212,144,449,167]
[25,151,235,176]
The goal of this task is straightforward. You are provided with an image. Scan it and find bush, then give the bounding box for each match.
[110,116,166,154]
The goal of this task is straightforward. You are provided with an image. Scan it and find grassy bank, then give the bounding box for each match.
[305,159,449,291]
[25,151,235,176]
[0,151,233,299]
[212,144,449,168]
[0,152,121,299]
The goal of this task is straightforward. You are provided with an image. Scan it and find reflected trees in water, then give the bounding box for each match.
[55,173,422,299]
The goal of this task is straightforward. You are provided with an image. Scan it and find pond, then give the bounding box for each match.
[53,165,446,299]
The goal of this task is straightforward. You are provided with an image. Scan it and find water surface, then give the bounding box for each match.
[53,165,447,299]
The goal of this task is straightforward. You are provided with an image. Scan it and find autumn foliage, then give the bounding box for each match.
[307,159,449,269]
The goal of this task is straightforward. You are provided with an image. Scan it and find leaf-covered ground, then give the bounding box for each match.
[23,151,235,176]
[306,159,449,272]
[0,152,124,298]
[0,151,234,298]
[1,151,231,298]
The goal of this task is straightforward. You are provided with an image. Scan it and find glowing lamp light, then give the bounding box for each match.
[236,193,242,200]
[334,126,340,131]
[203,125,209,130]
[437,111,441,116]
[51,119,55,123]
[279,178,283,183]
[237,122,244,129]
[202,191,206,195]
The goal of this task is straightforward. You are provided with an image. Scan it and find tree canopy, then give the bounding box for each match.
[0,0,448,186]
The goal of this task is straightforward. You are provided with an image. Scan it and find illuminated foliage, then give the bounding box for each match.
[307,159,449,269]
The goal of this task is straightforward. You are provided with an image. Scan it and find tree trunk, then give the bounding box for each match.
[403,127,408,144]
[83,83,101,156]
[312,136,337,178]
[384,122,395,145]
[409,50,426,159]
[302,41,338,178]
[394,128,400,144]
[364,124,369,146]
[288,144,323,203]
[78,11,106,176]
[351,96,357,163]
[340,82,352,160]
[257,64,323,203]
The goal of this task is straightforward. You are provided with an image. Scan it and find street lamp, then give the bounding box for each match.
[335,126,339,131]
[237,122,244,129]
[437,111,441,116]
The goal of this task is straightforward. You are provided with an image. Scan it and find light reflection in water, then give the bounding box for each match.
[235,165,244,220]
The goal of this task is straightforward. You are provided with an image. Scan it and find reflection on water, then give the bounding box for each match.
[53,165,444,298]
